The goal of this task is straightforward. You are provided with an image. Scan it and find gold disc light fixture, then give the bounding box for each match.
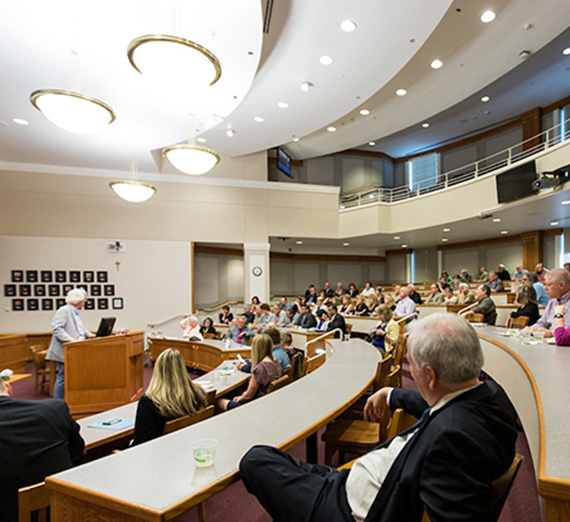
[110,153,156,203]
[162,143,220,175]
[127,34,222,88]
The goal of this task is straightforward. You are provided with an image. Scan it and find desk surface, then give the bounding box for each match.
[48,338,380,520]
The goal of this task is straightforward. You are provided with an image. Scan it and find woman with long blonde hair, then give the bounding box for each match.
[132,348,207,445]
[218,333,282,411]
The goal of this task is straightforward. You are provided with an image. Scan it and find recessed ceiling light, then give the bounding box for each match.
[393,236,400,240]
[492,218,501,222]
[13,118,29,125]
[442,238,448,242]
[481,10,496,23]
[359,109,370,116]
[319,55,333,66]
[563,48,570,56]
[396,89,407,96]
[500,231,508,235]
[343,242,350,247]
[401,244,408,248]
[226,129,235,137]
[562,200,570,205]
[431,59,443,69]
[340,20,357,32]
[327,126,337,132]
[443,228,451,232]
[481,96,490,102]
[368,141,376,146]
[551,221,560,226]
[253,116,264,123]
[422,122,430,128]
[197,137,207,143]
[292,137,300,142]
[300,81,314,92]
[277,101,289,109]
[296,240,303,245]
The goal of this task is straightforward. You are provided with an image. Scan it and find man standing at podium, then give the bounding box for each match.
[47,288,94,400]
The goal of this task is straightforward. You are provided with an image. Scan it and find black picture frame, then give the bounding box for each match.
[19,285,31,297]
[112,297,124,310]
[11,270,23,283]
[85,298,95,310]
[34,284,46,297]
[56,298,66,309]
[97,271,108,283]
[12,299,24,311]
[26,270,38,283]
[55,271,67,283]
[104,284,115,296]
[97,298,109,310]
[90,284,101,296]
[69,271,80,283]
[62,284,73,295]
[48,284,60,297]
[41,271,53,283]
[42,298,54,311]
[77,284,88,294]
[83,271,94,283]
[4,285,16,297]
[27,298,39,311]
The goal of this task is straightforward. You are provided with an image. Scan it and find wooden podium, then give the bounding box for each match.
[64,330,144,416]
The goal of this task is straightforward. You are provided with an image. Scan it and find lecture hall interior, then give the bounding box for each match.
[2,0,570,521]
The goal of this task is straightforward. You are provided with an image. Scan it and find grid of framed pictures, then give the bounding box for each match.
[5,270,123,311]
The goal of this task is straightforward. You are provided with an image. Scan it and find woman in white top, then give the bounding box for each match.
[361,281,375,297]
[179,315,203,341]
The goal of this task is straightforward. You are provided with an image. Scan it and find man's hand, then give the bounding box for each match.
[364,387,392,422]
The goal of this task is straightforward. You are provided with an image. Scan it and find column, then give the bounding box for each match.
[244,243,270,303]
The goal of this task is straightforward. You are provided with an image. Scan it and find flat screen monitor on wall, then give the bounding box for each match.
[496,161,538,204]
[277,148,292,177]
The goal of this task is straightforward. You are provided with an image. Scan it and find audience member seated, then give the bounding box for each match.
[327,304,347,337]
[339,294,354,315]
[521,271,549,306]
[292,297,303,313]
[367,293,380,312]
[553,304,570,345]
[279,332,297,361]
[507,284,539,327]
[477,265,489,282]
[354,295,370,317]
[311,296,327,315]
[441,270,453,284]
[243,304,256,324]
[224,316,254,345]
[251,296,262,315]
[324,282,335,298]
[305,285,318,304]
[565,262,570,273]
[535,263,549,284]
[219,305,233,325]
[451,275,461,291]
[497,264,511,281]
[180,315,203,341]
[317,309,330,331]
[407,284,422,305]
[460,284,496,324]
[488,271,505,293]
[426,283,444,305]
[239,313,518,522]
[369,304,399,356]
[511,265,525,293]
[254,303,274,328]
[361,281,375,297]
[282,308,298,328]
[394,286,417,319]
[200,317,217,337]
[237,328,291,373]
[279,297,292,312]
[294,304,317,329]
[460,268,472,282]
[335,282,344,297]
[393,285,402,303]
[133,349,207,446]
[441,286,457,305]
[218,334,282,411]
[456,283,476,306]
[384,293,396,311]
[529,268,570,337]
[272,304,287,327]
[0,373,85,521]
[347,282,359,298]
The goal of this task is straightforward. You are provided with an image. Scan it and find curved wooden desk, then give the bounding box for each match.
[46,339,380,521]
[149,337,250,372]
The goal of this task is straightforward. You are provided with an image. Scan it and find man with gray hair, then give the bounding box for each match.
[521,271,548,306]
[239,314,517,521]
[529,268,570,337]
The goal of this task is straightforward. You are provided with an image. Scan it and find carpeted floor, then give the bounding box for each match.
[12,359,541,522]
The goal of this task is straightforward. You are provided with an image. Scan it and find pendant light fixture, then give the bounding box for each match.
[110,152,156,203]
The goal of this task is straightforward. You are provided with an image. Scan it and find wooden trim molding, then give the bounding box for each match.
[194,245,243,257]
[385,249,413,256]
[338,149,395,162]
[437,235,522,252]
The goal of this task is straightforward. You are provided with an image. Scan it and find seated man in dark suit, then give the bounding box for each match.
[327,304,347,338]
[240,313,517,522]
[293,304,317,329]
[0,376,85,521]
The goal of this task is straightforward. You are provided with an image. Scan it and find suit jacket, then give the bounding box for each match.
[362,382,517,522]
[327,313,347,337]
[224,325,254,344]
[295,312,317,329]
[0,397,85,521]
[46,304,94,363]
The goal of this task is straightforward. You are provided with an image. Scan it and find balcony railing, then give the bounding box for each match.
[340,117,570,210]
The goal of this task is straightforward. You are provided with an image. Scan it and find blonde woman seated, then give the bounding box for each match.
[506,284,539,327]
[217,334,282,411]
[370,304,399,356]
[132,348,208,446]
[367,293,380,312]
[339,294,354,315]
[354,295,370,317]
[180,315,203,341]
